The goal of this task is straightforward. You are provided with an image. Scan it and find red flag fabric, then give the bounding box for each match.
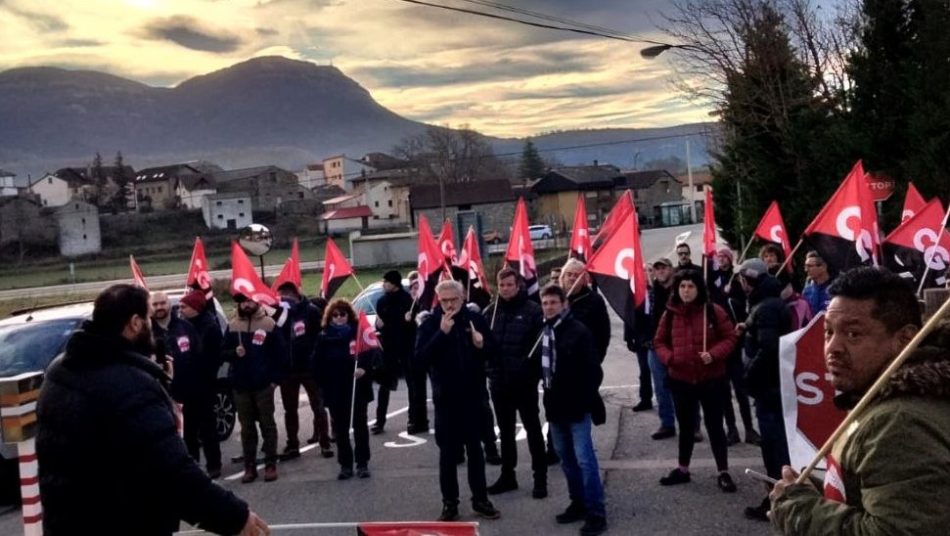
[803,161,880,271]
[702,188,717,259]
[353,310,381,356]
[902,182,927,222]
[230,241,278,305]
[458,226,491,293]
[321,237,354,301]
[357,522,478,536]
[503,197,538,295]
[592,190,633,250]
[417,215,448,281]
[271,238,302,292]
[186,237,213,293]
[569,194,592,261]
[130,255,148,290]
[754,201,793,258]
[437,219,459,265]
[586,201,649,319]
[883,198,950,287]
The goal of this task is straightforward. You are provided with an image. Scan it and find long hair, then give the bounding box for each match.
[669,269,708,306]
[321,298,357,328]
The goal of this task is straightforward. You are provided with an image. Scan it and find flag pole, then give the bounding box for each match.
[916,203,950,297]
[776,239,804,274]
[736,230,757,264]
[702,255,708,353]
[349,358,358,437]
[490,262,509,329]
[350,273,364,292]
[796,291,950,484]
[527,269,587,357]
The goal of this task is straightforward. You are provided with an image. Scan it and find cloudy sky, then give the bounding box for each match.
[0,0,709,137]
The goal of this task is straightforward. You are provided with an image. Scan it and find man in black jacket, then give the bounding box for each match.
[538,284,607,536]
[559,259,610,363]
[736,259,793,521]
[674,242,702,273]
[373,270,418,434]
[482,268,546,498]
[275,282,333,459]
[416,280,501,522]
[37,284,268,536]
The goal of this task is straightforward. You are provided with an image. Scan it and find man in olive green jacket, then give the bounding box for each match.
[770,267,950,534]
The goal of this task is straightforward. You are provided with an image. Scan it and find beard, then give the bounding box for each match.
[237,304,258,319]
[133,323,155,357]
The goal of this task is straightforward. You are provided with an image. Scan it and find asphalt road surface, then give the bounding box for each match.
[0,224,775,535]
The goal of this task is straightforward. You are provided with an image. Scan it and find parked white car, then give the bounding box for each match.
[529,224,554,240]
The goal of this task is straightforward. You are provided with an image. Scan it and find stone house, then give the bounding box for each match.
[622,170,685,228]
[349,168,413,228]
[55,200,101,256]
[410,178,516,237]
[176,174,217,210]
[34,166,136,208]
[134,164,201,210]
[202,192,252,230]
[213,165,312,212]
[531,164,626,232]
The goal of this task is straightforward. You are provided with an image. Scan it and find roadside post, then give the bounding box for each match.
[0,371,44,536]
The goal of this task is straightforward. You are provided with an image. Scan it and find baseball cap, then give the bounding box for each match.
[653,257,673,268]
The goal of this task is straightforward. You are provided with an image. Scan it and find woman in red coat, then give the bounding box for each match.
[654,269,738,493]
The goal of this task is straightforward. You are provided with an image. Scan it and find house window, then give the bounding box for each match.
[298,192,304,199]
[459,204,472,210]
[239,213,245,217]
[270,172,277,182]
[81,218,86,225]
[388,200,393,207]
[216,201,222,206]
[238,199,244,204]
[48,177,52,184]
[158,186,163,194]
[83,234,87,240]
[217,214,223,219]
[695,185,702,192]
[374,201,379,208]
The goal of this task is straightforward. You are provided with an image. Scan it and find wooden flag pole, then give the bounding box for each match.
[349,359,358,436]
[776,239,804,274]
[350,273,364,292]
[490,261,510,329]
[795,292,950,484]
[916,203,950,297]
[702,255,708,353]
[736,231,758,264]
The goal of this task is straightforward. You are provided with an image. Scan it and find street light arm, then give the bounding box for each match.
[640,44,674,59]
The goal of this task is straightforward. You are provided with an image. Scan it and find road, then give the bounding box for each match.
[0,223,775,535]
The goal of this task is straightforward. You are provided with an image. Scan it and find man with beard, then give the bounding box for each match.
[770,267,950,534]
[224,295,288,484]
[151,290,222,479]
[482,268,546,498]
[373,270,415,434]
[274,282,333,460]
[37,284,269,535]
[675,242,702,273]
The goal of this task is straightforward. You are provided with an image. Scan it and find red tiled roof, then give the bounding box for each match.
[320,205,373,220]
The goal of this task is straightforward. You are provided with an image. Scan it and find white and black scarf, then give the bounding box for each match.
[541,309,569,389]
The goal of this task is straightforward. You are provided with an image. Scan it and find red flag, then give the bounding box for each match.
[902,182,927,222]
[357,522,478,536]
[586,200,649,322]
[353,310,381,356]
[503,197,538,295]
[458,226,491,293]
[186,237,213,293]
[417,215,448,281]
[569,194,592,261]
[230,241,278,305]
[321,237,354,300]
[883,198,950,287]
[129,255,148,290]
[271,238,302,292]
[754,201,793,258]
[592,190,633,250]
[803,161,880,271]
[702,188,717,259]
[437,219,459,265]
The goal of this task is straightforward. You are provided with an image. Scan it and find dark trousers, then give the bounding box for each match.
[636,348,654,403]
[482,388,498,446]
[403,355,429,428]
[669,377,729,471]
[435,407,488,504]
[328,399,370,469]
[279,370,330,449]
[490,381,546,481]
[722,351,755,433]
[234,385,278,464]
[376,383,391,423]
[755,398,791,478]
[181,394,221,471]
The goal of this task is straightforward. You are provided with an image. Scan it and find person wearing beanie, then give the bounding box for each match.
[374,271,419,433]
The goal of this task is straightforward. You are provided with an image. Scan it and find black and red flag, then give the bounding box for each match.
[459,226,491,294]
[901,182,927,223]
[186,237,213,296]
[883,198,950,288]
[586,199,650,329]
[754,201,792,258]
[438,219,459,266]
[321,237,354,301]
[569,194,592,261]
[271,238,302,292]
[504,197,538,296]
[130,254,149,290]
[230,241,279,305]
[802,161,880,274]
[416,214,450,309]
[592,190,633,251]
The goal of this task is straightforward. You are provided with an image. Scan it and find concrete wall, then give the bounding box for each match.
[351,232,417,268]
[57,201,101,256]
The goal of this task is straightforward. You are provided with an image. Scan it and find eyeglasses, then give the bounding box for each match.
[677,252,690,257]
[804,263,823,268]
[331,311,348,318]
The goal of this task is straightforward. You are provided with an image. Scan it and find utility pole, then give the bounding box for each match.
[686,139,696,223]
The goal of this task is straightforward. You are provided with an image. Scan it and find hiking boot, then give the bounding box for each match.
[556,501,586,524]
[546,448,561,466]
[472,499,500,520]
[321,446,335,458]
[532,478,548,499]
[744,497,771,521]
[338,467,354,480]
[487,473,518,495]
[263,463,278,482]
[651,427,676,440]
[580,515,607,536]
[438,501,460,522]
[632,400,653,412]
[356,465,371,478]
[240,464,258,484]
[659,468,691,486]
[745,429,762,446]
[279,446,300,461]
[726,427,741,446]
[717,472,737,493]
[484,443,502,466]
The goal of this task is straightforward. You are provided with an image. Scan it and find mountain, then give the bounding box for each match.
[0,56,713,181]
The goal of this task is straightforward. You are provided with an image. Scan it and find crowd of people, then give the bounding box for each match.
[31,236,950,536]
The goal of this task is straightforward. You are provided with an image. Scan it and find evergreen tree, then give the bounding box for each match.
[112,151,131,212]
[519,139,546,180]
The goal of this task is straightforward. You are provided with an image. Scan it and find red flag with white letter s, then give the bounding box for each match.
[458,226,491,293]
[883,198,950,288]
[230,241,278,305]
[438,219,458,266]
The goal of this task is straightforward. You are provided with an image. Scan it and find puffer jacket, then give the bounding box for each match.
[482,291,543,386]
[771,321,950,535]
[223,307,288,392]
[743,275,793,401]
[654,301,736,384]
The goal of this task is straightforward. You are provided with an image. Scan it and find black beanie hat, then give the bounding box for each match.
[383,270,402,286]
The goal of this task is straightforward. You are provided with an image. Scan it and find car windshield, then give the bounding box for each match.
[352,286,383,315]
[0,318,82,377]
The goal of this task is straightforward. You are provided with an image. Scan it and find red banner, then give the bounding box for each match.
[130,254,148,290]
[569,193,591,261]
[357,522,478,536]
[754,200,792,258]
[271,238,302,292]
[230,241,278,306]
[901,182,927,222]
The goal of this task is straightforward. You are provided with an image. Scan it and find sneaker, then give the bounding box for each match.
[556,502,587,524]
[717,472,737,493]
[744,497,771,521]
[240,464,258,484]
[338,467,354,480]
[371,422,385,435]
[580,515,607,536]
[279,446,300,461]
[745,429,762,446]
[438,501,460,522]
[659,468,691,486]
[472,499,500,520]
[263,463,278,482]
[407,422,430,435]
[484,444,502,466]
[321,446,335,458]
[487,474,518,495]
[651,427,676,440]
[356,465,371,479]
[726,428,741,446]
[532,478,548,499]
[632,400,653,412]
[546,448,561,466]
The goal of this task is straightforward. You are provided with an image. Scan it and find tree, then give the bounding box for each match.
[519,139,546,179]
[111,151,131,213]
[90,152,106,207]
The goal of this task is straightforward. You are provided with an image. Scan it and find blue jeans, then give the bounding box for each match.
[755,398,790,479]
[550,415,606,518]
[648,350,676,429]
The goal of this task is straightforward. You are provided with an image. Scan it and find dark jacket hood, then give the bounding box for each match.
[748,275,783,306]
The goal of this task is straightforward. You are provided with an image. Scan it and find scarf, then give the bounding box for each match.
[541,309,569,389]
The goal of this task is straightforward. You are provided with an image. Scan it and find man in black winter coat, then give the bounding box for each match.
[416,280,501,523]
[560,259,611,363]
[275,282,333,459]
[374,270,419,434]
[482,268,546,498]
[37,284,268,536]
